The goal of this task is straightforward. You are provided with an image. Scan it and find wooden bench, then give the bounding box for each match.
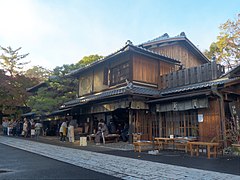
[155,137,175,150]
[188,141,219,159]
[87,134,120,143]
[133,141,154,153]
[232,144,240,148]
[174,141,188,152]
[232,144,240,152]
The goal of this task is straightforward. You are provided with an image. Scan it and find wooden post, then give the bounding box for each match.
[128,109,133,143]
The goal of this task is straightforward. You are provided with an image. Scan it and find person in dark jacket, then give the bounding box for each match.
[121,123,129,142]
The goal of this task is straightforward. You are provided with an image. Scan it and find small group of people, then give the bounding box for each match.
[22,118,42,139]
[2,119,18,136]
[59,118,77,143]
[1,118,43,140]
[94,119,129,145]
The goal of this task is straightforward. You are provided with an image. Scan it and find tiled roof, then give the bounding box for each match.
[139,32,209,63]
[61,77,239,108]
[63,83,159,107]
[139,32,186,46]
[160,77,239,95]
[67,42,180,77]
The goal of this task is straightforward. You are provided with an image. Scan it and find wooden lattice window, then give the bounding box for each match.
[103,67,109,85]
[110,62,129,85]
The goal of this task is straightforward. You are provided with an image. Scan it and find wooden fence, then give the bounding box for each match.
[159,62,225,89]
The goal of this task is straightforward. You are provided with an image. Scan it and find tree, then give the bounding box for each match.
[0,70,36,117]
[27,64,78,114]
[0,46,29,76]
[25,66,52,83]
[76,54,103,67]
[204,14,240,70]
[27,54,103,114]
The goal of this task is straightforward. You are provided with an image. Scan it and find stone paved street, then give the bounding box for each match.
[0,136,239,180]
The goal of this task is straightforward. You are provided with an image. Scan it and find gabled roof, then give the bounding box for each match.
[67,42,180,77]
[139,32,210,64]
[62,83,159,108]
[26,82,47,93]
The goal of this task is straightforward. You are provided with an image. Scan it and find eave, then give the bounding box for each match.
[67,43,180,78]
[140,36,210,64]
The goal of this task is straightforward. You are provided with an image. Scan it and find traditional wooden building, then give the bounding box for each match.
[58,33,240,145]
[62,40,180,141]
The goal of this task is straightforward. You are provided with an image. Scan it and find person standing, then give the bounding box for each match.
[30,120,35,138]
[7,119,13,136]
[16,120,21,136]
[35,121,42,140]
[59,119,68,142]
[68,119,76,143]
[11,119,17,136]
[121,122,129,142]
[2,119,8,135]
[23,118,28,138]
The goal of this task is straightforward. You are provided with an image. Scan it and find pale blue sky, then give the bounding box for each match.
[0,0,239,69]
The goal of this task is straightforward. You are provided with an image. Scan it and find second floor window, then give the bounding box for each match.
[110,62,129,85]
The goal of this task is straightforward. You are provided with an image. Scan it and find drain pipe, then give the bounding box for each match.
[211,85,227,148]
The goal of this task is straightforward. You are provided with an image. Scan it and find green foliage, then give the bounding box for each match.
[204,14,240,70]
[26,65,78,114]
[0,46,29,76]
[27,54,103,114]
[25,66,52,82]
[76,54,103,67]
[0,46,38,117]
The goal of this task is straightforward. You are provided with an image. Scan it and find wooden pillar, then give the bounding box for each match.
[159,112,162,137]
[90,115,94,134]
[128,109,133,143]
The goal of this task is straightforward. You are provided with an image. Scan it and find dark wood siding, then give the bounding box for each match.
[151,44,203,68]
[133,54,158,85]
[198,100,221,142]
[132,110,153,140]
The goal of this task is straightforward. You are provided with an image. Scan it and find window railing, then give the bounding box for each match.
[159,61,225,89]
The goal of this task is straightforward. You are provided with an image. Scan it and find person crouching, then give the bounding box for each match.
[95,119,108,145]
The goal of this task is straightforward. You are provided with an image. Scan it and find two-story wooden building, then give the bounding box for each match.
[59,33,240,145]
[62,40,180,141]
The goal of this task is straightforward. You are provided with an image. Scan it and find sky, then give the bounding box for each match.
[0,0,239,70]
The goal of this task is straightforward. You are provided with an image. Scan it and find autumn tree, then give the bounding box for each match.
[0,70,36,117]
[204,14,240,70]
[0,46,29,76]
[0,46,38,118]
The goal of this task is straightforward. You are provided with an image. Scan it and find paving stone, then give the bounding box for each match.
[0,136,239,180]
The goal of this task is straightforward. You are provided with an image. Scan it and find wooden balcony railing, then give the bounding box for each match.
[159,62,225,90]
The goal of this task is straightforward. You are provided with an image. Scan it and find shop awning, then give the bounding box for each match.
[21,112,36,117]
[47,108,72,116]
